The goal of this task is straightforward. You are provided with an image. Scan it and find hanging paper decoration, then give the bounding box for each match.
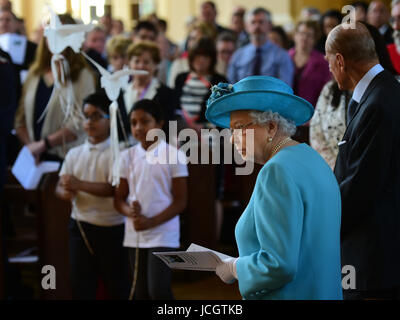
[41,6,94,128]
[81,51,148,186]
[44,6,93,55]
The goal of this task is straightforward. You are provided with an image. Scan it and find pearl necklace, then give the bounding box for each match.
[271,137,292,158]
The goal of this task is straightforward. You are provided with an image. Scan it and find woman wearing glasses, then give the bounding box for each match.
[206,76,343,300]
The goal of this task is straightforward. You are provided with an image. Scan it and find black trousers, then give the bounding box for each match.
[128,247,175,300]
[68,219,130,300]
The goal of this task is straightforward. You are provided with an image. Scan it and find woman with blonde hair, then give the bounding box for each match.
[14,14,96,162]
[106,35,132,72]
[117,41,179,140]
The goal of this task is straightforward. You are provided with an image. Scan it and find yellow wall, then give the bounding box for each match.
[9,0,397,43]
[12,0,48,37]
[155,0,293,43]
[110,0,133,31]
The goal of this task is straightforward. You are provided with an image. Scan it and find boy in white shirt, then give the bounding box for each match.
[56,91,129,300]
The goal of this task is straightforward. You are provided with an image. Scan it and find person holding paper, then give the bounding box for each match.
[206,76,342,300]
[14,14,96,163]
[55,92,130,300]
[114,99,188,300]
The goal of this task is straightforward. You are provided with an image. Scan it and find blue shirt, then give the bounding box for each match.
[235,144,343,300]
[227,40,294,86]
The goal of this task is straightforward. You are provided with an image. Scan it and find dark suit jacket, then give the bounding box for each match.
[23,40,37,70]
[334,70,400,291]
[0,58,17,189]
[381,24,394,46]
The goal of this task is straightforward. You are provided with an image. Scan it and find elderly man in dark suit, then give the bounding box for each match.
[325,22,400,300]
[368,1,395,45]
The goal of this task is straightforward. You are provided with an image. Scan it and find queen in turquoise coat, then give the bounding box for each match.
[206,76,343,300]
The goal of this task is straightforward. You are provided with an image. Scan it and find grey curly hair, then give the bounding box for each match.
[249,110,297,137]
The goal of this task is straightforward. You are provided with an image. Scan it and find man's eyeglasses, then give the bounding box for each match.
[229,121,255,135]
[83,112,110,122]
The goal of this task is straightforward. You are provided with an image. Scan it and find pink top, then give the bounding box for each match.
[289,48,332,107]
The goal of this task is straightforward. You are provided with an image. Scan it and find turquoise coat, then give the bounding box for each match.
[235,144,343,300]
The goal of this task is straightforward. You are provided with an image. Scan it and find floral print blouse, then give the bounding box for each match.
[310,80,350,170]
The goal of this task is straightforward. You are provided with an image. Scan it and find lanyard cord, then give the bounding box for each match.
[128,147,140,300]
[70,140,95,256]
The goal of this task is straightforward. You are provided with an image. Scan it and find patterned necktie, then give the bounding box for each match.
[346,99,359,125]
[253,47,262,76]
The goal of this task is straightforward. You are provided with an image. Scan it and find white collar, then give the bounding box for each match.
[352,64,384,103]
[379,24,389,35]
[124,77,160,113]
[83,138,110,152]
[136,139,165,158]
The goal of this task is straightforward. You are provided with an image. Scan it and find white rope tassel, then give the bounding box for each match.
[37,54,82,129]
[110,101,121,187]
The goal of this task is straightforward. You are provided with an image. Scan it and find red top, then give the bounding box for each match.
[388,44,400,75]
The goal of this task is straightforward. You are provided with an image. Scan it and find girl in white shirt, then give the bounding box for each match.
[114,99,188,300]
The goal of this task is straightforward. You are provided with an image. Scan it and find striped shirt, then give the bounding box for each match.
[180,75,211,120]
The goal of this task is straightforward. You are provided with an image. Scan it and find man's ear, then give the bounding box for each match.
[336,53,346,71]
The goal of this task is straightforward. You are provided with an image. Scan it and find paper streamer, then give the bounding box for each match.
[81,51,148,186]
[37,54,83,129]
[40,6,94,128]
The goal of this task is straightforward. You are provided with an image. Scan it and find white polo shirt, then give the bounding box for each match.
[59,138,125,227]
[120,140,188,249]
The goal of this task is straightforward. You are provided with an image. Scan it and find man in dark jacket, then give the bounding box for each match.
[326,22,400,299]
[0,48,17,299]
[0,52,17,190]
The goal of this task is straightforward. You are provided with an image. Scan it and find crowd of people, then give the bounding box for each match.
[1,0,400,300]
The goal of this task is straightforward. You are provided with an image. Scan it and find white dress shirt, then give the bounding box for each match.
[352,64,384,103]
[379,24,389,36]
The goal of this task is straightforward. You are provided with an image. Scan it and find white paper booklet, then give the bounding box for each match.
[153,243,232,271]
[11,146,60,190]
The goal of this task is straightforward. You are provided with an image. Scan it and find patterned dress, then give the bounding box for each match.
[310,80,350,170]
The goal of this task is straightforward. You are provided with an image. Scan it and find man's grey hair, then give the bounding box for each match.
[245,7,272,23]
[327,22,378,63]
[392,0,400,9]
[250,111,297,137]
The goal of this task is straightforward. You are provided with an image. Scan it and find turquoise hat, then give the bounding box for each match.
[205,76,314,128]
